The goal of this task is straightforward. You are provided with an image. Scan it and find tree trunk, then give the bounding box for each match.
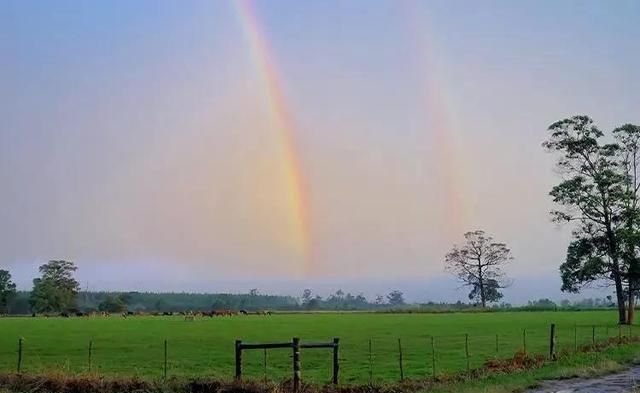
[613,262,627,325]
[628,289,635,325]
[477,262,486,308]
[606,219,626,325]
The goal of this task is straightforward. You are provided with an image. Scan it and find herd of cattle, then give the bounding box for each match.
[31,309,273,318]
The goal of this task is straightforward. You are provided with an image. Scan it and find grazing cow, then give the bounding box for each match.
[239,309,248,315]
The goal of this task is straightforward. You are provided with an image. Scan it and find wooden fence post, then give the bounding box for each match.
[397,338,404,381]
[619,325,622,345]
[465,334,470,373]
[88,340,93,372]
[332,338,339,385]
[235,340,242,380]
[574,323,577,352]
[549,324,556,360]
[263,348,267,383]
[292,337,301,392]
[495,334,499,354]
[431,336,436,379]
[17,337,23,374]
[592,325,596,348]
[522,329,527,354]
[163,339,168,379]
[368,339,373,385]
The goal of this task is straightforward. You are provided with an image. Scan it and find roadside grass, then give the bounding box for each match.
[427,341,640,393]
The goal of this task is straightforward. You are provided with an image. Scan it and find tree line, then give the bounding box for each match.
[0,261,409,314]
[0,260,627,315]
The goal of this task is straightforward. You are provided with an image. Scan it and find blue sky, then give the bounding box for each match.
[1,1,639,301]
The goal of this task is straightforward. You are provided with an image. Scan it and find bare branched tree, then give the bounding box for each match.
[445,230,513,307]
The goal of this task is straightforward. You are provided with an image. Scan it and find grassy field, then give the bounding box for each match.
[0,311,632,384]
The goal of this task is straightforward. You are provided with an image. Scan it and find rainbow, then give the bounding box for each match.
[403,3,470,237]
[233,0,313,275]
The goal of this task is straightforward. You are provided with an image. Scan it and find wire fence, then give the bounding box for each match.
[0,323,635,384]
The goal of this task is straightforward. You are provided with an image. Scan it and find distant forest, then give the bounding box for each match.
[7,290,299,314]
[3,289,616,315]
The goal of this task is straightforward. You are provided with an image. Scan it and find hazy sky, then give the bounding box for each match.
[1,1,639,300]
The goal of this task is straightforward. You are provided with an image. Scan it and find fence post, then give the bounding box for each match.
[17,337,23,374]
[495,334,499,354]
[88,340,93,372]
[549,324,556,360]
[523,329,527,354]
[431,336,436,380]
[163,339,168,379]
[397,338,404,381]
[465,334,470,373]
[332,338,339,385]
[292,337,301,392]
[263,348,267,383]
[574,323,577,352]
[368,339,373,385]
[619,324,622,345]
[592,325,596,348]
[235,340,242,380]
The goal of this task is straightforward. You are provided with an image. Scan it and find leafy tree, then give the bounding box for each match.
[301,289,313,308]
[98,295,127,313]
[0,270,17,313]
[543,116,640,324]
[307,295,322,309]
[468,278,503,304]
[119,292,133,305]
[355,293,368,306]
[613,124,640,323]
[386,290,405,306]
[445,230,513,307]
[29,260,80,313]
[527,298,557,309]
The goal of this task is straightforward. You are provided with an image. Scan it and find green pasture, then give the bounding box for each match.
[0,311,630,384]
